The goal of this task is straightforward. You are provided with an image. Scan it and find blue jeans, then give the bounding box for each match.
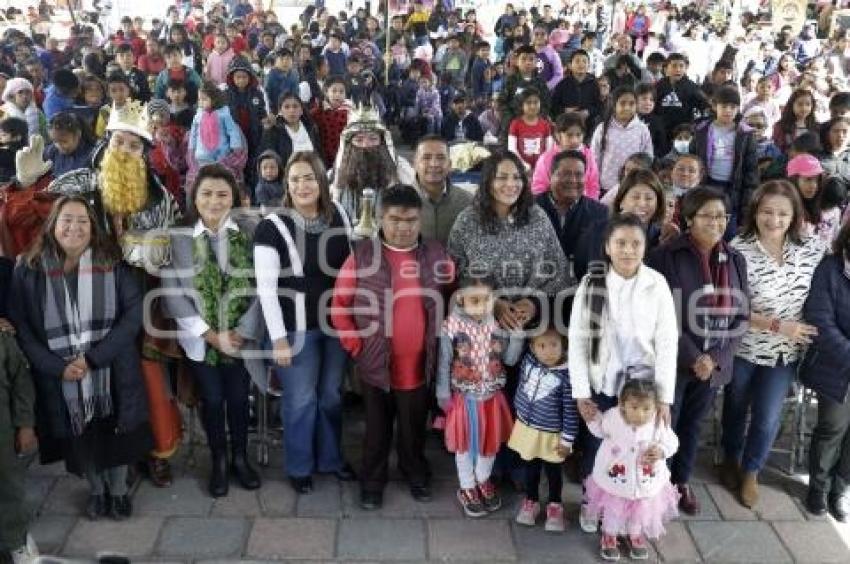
[721,357,797,473]
[276,330,347,478]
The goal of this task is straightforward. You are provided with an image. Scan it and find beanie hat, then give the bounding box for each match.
[2,77,34,103]
[787,154,824,177]
[146,98,170,120]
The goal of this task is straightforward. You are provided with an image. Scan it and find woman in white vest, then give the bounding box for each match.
[253,151,355,495]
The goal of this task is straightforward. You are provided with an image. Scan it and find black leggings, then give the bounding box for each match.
[524,458,563,503]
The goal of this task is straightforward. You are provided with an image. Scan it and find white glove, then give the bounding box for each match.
[15,135,52,188]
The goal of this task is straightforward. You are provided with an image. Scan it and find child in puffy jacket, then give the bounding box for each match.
[415,74,442,135]
[187,81,247,188]
[508,326,578,533]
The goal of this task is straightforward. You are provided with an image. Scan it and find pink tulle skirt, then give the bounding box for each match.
[584,477,680,539]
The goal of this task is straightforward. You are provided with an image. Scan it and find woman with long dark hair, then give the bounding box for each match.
[11,195,152,520]
[568,213,679,531]
[447,150,569,331]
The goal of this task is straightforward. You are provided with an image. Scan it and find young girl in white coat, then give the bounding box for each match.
[584,378,680,561]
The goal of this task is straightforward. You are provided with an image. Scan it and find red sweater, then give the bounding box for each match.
[508,117,554,169]
[138,54,166,76]
[332,245,427,390]
[311,104,349,166]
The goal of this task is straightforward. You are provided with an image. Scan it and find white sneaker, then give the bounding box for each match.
[515,497,541,526]
[579,504,598,533]
[10,534,39,564]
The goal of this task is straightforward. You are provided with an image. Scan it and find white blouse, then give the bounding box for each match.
[286,123,314,153]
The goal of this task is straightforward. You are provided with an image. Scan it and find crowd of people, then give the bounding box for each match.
[3,0,850,561]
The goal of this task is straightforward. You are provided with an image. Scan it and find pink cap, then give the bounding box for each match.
[786,154,824,177]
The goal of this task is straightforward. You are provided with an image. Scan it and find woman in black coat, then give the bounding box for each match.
[802,221,850,522]
[259,92,322,169]
[10,195,152,521]
[646,186,750,516]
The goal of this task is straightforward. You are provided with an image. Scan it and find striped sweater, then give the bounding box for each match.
[513,352,579,446]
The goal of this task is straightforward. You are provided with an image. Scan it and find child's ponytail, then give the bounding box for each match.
[598,86,635,173]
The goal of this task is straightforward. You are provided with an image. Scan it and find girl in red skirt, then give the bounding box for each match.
[436,275,524,518]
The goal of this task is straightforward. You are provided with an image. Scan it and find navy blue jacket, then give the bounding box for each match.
[535,193,608,284]
[513,353,579,446]
[44,140,95,177]
[802,255,850,403]
[691,121,760,219]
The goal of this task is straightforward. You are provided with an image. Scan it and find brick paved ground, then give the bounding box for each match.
[23,402,850,563]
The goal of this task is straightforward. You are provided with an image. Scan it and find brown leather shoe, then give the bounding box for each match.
[677,483,700,515]
[718,459,741,492]
[148,457,173,488]
[740,472,759,508]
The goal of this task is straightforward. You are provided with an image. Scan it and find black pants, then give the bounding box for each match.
[809,393,850,495]
[524,458,563,503]
[361,383,430,493]
[670,375,717,485]
[188,359,250,454]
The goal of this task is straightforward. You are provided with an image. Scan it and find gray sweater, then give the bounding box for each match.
[447,204,571,296]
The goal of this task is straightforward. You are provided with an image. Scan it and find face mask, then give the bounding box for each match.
[674,140,691,153]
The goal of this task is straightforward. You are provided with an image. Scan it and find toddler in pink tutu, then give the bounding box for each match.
[584,379,680,561]
[436,275,523,518]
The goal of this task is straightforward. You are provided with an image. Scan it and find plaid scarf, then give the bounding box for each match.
[43,249,117,436]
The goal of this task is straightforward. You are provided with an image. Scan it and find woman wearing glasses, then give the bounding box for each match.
[646,187,750,516]
[722,181,827,508]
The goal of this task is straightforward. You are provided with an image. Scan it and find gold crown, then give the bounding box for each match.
[106,99,152,142]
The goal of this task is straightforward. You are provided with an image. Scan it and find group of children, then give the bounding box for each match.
[438,275,680,560]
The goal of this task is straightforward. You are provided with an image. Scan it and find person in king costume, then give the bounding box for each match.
[331,77,415,224]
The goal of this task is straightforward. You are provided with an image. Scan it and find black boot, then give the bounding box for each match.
[829,492,849,522]
[805,487,828,516]
[209,451,229,498]
[231,447,261,490]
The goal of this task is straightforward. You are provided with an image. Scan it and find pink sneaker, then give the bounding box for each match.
[515,497,540,526]
[628,534,649,560]
[544,502,565,532]
[600,533,621,561]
